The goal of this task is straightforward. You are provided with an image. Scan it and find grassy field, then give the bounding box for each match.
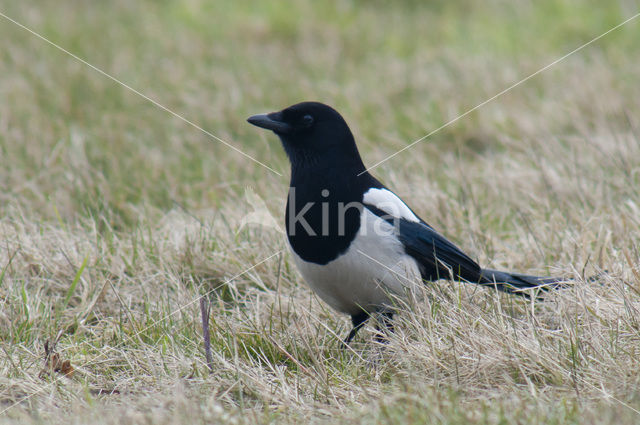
[1,0,640,423]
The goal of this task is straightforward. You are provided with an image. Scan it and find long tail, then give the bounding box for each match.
[477,268,566,297]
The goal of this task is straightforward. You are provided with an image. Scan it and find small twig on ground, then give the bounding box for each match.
[200,296,214,373]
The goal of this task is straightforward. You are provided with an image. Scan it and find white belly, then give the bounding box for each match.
[289,208,422,315]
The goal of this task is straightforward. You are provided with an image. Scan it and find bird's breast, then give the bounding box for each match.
[285,182,363,265]
[288,208,422,315]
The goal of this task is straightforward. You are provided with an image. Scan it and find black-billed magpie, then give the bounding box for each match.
[248,101,564,344]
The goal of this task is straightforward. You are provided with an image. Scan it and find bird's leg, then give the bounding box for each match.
[342,311,370,346]
[373,311,395,343]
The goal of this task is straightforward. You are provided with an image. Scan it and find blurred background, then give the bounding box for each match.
[1,0,638,227]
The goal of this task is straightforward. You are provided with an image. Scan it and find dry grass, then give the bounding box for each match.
[1,0,640,423]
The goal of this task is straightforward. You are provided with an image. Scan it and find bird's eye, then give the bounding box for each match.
[302,114,314,127]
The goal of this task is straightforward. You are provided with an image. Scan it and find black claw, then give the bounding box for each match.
[373,312,395,344]
[342,311,397,346]
[342,311,370,346]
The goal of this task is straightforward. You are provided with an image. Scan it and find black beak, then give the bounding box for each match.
[247,112,292,134]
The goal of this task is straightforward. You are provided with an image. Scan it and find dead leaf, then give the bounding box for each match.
[39,340,74,378]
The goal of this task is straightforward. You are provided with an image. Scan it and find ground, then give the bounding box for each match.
[1,0,640,423]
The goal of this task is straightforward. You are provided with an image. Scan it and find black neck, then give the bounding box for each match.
[287,147,367,186]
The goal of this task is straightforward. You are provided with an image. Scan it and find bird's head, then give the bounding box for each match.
[247,102,364,173]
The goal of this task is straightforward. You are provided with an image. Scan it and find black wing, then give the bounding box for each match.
[364,203,483,282]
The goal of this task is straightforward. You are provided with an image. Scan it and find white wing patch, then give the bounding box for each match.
[362,188,420,223]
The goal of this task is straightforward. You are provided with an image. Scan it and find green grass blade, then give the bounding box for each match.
[63,255,88,309]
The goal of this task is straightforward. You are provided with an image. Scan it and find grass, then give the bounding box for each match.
[1,0,640,423]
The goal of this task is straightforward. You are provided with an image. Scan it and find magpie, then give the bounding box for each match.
[247,101,564,344]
